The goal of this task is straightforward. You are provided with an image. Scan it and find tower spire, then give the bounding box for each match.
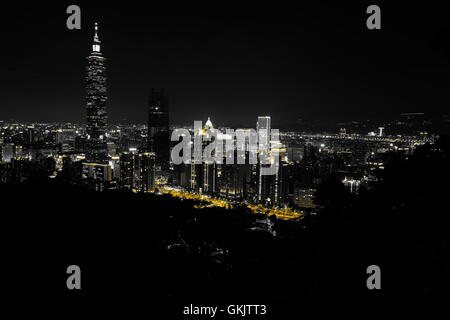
[92,22,101,54]
[94,22,99,41]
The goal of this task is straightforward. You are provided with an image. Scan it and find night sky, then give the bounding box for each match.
[1,1,449,127]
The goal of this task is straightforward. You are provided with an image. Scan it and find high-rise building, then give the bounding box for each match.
[119,150,155,192]
[257,116,271,201]
[138,152,155,192]
[147,88,169,171]
[85,22,108,163]
[120,152,135,190]
[2,143,15,163]
[27,126,35,144]
[189,118,214,193]
[82,163,112,182]
[257,116,271,152]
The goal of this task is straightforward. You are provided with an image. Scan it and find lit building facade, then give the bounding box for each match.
[1,143,15,163]
[119,150,155,192]
[85,23,108,163]
[257,116,271,151]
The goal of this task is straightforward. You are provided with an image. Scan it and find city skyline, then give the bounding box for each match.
[2,3,450,304]
[1,2,450,127]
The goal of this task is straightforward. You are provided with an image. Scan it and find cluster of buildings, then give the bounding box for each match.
[0,23,436,212]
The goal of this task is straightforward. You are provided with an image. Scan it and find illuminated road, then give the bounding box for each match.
[151,186,304,221]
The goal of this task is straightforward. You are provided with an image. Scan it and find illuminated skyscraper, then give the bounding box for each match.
[1,143,15,163]
[119,152,134,190]
[257,116,271,201]
[138,152,156,192]
[257,116,271,152]
[119,151,155,192]
[147,88,169,171]
[86,22,108,163]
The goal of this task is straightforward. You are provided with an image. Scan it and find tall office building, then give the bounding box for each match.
[257,116,271,202]
[2,143,15,163]
[119,151,155,192]
[85,22,108,163]
[138,152,156,192]
[257,116,271,152]
[147,89,169,171]
[82,163,112,182]
[119,152,135,190]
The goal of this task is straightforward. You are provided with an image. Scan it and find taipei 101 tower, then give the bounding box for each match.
[85,22,108,163]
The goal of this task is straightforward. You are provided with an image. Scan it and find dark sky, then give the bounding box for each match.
[1,1,450,127]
